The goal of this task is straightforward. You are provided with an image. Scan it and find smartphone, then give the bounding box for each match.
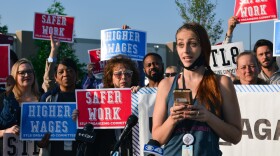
[173,89,192,105]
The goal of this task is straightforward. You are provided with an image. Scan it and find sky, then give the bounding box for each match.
[0,0,279,50]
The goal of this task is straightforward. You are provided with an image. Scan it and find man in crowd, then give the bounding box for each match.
[253,39,280,84]
[142,53,164,87]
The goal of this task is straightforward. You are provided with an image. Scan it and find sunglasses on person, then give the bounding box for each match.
[113,70,133,79]
[164,72,177,77]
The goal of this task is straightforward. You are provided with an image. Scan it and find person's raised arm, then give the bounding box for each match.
[42,35,60,92]
[223,16,239,44]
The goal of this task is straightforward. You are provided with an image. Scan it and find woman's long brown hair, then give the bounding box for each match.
[176,23,223,117]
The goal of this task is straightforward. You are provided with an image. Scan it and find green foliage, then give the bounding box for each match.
[175,0,223,44]
[0,16,8,34]
[30,1,86,90]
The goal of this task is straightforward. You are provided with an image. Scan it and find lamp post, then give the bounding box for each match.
[154,45,159,53]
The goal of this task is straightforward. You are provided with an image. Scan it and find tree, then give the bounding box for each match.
[0,15,8,34]
[30,1,86,91]
[175,0,223,44]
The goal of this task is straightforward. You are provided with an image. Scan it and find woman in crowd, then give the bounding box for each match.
[0,58,40,154]
[39,57,79,156]
[73,54,139,156]
[152,23,242,156]
[234,52,267,84]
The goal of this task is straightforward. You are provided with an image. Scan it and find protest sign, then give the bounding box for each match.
[20,102,77,141]
[3,133,39,156]
[75,88,132,129]
[234,0,278,23]
[0,44,10,84]
[88,48,106,74]
[101,28,146,61]
[273,20,280,56]
[210,42,244,75]
[33,12,75,43]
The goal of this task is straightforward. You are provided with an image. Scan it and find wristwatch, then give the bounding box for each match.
[47,57,57,63]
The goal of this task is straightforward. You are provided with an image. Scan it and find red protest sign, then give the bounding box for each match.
[33,12,75,43]
[88,49,106,74]
[75,88,132,129]
[0,44,10,84]
[234,0,278,23]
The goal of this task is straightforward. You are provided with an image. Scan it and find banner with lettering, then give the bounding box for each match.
[75,88,132,129]
[0,44,10,84]
[100,28,146,61]
[88,48,106,74]
[220,85,280,155]
[33,12,75,43]
[134,85,280,156]
[210,42,244,75]
[273,20,280,56]
[20,102,77,141]
[3,133,39,156]
[234,0,278,23]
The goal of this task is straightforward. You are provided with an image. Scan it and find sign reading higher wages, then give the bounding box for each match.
[101,28,146,61]
[20,102,77,141]
[33,12,75,43]
[76,88,132,129]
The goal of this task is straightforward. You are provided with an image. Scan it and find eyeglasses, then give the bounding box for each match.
[17,69,34,76]
[164,72,177,77]
[113,70,133,79]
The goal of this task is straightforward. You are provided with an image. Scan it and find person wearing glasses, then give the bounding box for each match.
[165,66,178,78]
[100,54,139,156]
[94,54,139,155]
[72,54,139,156]
[0,58,40,155]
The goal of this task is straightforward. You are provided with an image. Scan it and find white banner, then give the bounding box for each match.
[3,133,39,156]
[133,85,280,156]
[220,91,280,155]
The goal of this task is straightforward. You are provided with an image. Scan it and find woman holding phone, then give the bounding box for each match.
[152,23,242,156]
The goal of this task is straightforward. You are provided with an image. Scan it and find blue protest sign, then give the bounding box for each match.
[273,20,280,56]
[20,102,77,141]
[101,28,146,61]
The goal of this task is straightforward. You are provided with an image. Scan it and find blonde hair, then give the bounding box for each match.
[11,58,40,101]
[166,66,178,73]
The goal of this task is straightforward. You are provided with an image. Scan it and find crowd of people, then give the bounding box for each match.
[0,17,279,156]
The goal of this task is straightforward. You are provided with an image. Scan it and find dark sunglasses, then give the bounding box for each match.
[164,72,177,77]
